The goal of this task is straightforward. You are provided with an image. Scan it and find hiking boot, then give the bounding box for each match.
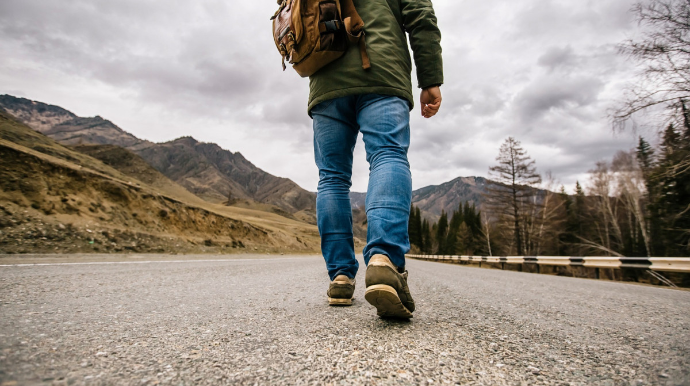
[327,275,356,306]
[364,254,415,318]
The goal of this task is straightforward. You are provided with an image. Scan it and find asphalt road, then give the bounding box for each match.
[0,254,688,385]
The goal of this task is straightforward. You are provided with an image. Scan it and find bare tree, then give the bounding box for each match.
[581,153,654,257]
[612,151,652,256]
[614,0,690,129]
[531,172,567,256]
[585,161,624,254]
[480,210,493,256]
[484,137,542,255]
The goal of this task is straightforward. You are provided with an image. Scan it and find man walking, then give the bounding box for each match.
[311,0,443,318]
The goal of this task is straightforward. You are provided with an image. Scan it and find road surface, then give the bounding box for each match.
[0,254,688,385]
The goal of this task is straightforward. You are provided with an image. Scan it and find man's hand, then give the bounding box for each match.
[420,86,442,118]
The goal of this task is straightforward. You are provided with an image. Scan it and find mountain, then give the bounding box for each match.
[0,95,316,223]
[349,177,488,223]
[69,143,199,202]
[412,176,488,221]
[135,136,316,219]
[0,95,76,132]
[0,109,321,254]
[0,95,147,148]
[349,192,367,210]
[46,116,149,149]
[0,94,498,231]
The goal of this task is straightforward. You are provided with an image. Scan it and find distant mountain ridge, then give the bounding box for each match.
[0,95,146,148]
[350,176,489,223]
[1,94,502,226]
[137,136,316,217]
[46,116,149,149]
[0,95,76,132]
[0,95,316,222]
[412,176,488,221]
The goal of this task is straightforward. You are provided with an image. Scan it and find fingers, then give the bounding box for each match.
[422,101,441,118]
[420,86,442,118]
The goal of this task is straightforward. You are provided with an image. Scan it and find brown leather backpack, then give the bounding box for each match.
[271,0,370,77]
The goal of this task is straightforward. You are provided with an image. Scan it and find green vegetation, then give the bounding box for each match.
[411,127,690,257]
[409,201,487,256]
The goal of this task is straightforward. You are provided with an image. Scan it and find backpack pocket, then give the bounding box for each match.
[272,0,305,69]
[317,1,347,53]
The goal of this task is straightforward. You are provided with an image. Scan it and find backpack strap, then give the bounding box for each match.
[340,0,371,70]
[358,33,371,70]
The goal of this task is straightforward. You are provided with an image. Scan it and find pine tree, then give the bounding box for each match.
[408,204,419,248]
[407,205,424,251]
[558,185,576,255]
[421,219,431,254]
[654,124,690,255]
[573,181,586,256]
[484,137,542,255]
[445,203,464,255]
[457,222,471,255]
[636,136,663,256]
[636,136,655,171]
[436,211,448,254]
[414,206,423,249]
[464,202,482,253]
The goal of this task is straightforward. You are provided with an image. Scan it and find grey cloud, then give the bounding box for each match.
[0,0,644,193]
[262,97,311,126]
[194,60,259,99]
[468,86,506,116]
[441,85,505,118]
[512,0,636,41]
[514,75,605,123]
[0,0,175,52]
[538,136,638,185]
[537,46,578,72]
[0,0,291,112]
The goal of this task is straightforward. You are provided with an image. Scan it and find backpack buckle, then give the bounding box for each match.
[319,20,343,35]
[278,43,287,71]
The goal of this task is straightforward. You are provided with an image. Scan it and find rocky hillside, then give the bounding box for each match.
[0,110,321,254]
[46,116,148,149]
[0,95,76,132]
[412,176,488,221]
[0,95,316,222]
[136,136,316,218]
[350,177,488,223]
[0,95,147,148]
[70,144,200,202]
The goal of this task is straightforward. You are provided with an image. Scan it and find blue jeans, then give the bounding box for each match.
[312,94,412,281]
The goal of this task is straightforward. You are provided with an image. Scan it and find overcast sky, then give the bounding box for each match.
[0,0,652,193]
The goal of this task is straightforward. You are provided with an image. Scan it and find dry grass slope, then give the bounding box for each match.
[0,111,322,254]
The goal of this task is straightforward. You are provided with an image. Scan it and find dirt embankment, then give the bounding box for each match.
[0,144,314,254]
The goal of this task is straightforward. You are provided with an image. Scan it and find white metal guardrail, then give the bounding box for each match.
[406,255,690,272]
[406,254,690,288]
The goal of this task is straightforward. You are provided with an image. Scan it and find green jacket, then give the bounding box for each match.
[308,0,443,114]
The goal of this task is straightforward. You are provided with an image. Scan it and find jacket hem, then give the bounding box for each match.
[308,86,414,117]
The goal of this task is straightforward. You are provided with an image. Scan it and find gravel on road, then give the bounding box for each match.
[0,254,688,385]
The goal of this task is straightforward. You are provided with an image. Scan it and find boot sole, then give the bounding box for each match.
[364,284,413,319]
[328,297,353,306]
